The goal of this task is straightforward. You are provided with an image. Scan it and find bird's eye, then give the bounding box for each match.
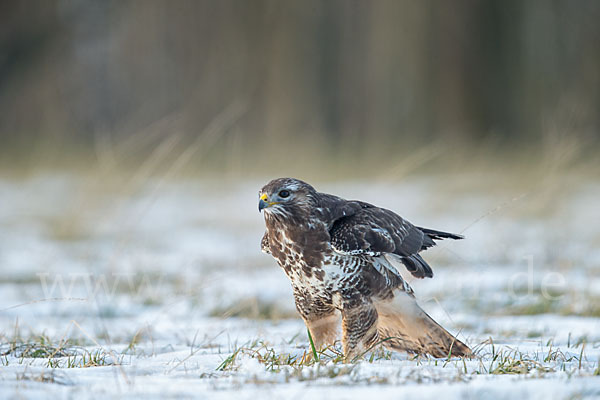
[278,190,290,198]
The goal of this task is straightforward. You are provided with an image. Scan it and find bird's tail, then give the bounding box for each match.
[418,227,464,241]
[374,291,471,358]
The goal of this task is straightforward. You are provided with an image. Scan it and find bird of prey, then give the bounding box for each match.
[259,177,471,359]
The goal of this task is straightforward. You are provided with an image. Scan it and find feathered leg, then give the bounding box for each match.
[340,299,379,360]
[293,289,340,351]
[305,313,340,350]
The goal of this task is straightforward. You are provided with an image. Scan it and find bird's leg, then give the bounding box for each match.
[305,312,340,351]
[293,289,340,356]
[340,299,379,361]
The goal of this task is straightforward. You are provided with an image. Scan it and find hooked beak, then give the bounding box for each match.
[258,193,270,212]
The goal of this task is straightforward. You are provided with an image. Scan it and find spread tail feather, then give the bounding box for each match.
[374,292,471,358]
[418,227,464,241]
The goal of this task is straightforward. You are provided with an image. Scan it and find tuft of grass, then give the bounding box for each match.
[472,338,596,376]
[490,358,543,375]
[1,333,121,368]
[212,334,600,385]
[121,326,154,355]
[217,335,408,378]
[216,345,244,371]
[1,334,80,359]
[65,349,117,368]
[16,370,74,386]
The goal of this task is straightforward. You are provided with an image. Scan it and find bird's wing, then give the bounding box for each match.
[328,206,436,278]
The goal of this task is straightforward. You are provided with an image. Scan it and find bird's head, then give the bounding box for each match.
[258,178,316,216]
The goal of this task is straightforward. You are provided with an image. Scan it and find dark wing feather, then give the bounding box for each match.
[329,206,441,279]
[314,194,368,227]
[399,254,433,278]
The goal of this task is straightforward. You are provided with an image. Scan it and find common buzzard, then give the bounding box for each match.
[259,177,471,359]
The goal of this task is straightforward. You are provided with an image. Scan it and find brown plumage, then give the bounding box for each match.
[259,177,471,359]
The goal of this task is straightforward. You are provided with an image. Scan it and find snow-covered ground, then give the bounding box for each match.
[1,172,599,399]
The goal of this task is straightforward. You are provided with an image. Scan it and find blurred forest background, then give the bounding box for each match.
[1,0,599,176]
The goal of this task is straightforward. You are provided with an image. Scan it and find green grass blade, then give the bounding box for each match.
[307,328,319,362]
